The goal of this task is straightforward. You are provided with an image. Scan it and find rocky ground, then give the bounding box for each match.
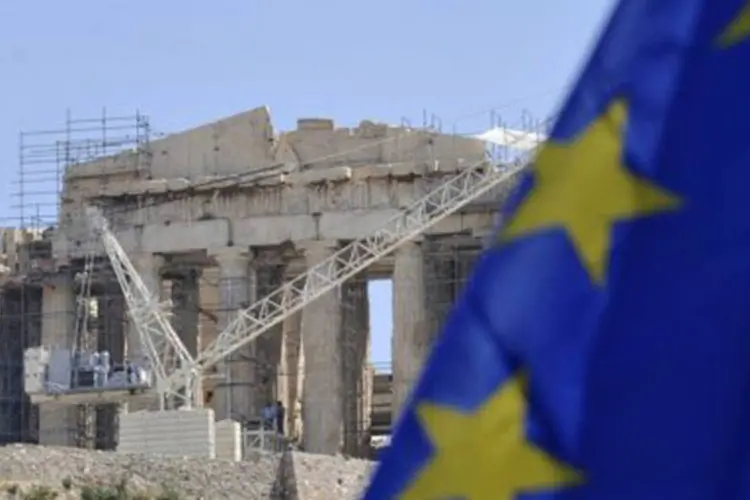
[0,444,375,499]
[285,452,374,500]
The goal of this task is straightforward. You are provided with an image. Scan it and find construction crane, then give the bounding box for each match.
[85,205,199,407]
[25,130,541,409]
[24,241,163,405]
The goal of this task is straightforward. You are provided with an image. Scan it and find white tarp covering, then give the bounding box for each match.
[476,127,546,151]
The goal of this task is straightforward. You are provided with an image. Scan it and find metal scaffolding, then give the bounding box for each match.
[0,110,150,448]
[13,109,151,228]
[423,237,484,343]
[0,284,42,444]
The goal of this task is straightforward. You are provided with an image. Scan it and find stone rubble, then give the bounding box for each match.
[286,452,375,500]
[0,444,376,499]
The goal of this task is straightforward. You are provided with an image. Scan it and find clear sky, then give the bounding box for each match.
[0,0,614,370]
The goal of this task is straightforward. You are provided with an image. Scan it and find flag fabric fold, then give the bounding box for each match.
[363,0,750,498]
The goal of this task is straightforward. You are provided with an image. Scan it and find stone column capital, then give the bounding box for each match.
[394,238,424,258]
[131,252,165,271]
[297,239,339,252]
[46,271,74,289]
[297,240,339,264]
[210,246,254,267]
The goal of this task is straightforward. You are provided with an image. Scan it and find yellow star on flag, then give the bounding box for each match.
[503,100,682,285]
[717,2,750,47]
[400,373,582,500]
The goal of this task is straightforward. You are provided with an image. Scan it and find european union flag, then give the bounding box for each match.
[363,1,750,499]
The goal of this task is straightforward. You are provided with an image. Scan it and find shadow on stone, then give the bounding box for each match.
[274,450,298,500]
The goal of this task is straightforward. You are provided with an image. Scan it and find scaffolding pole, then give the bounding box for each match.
[0,109,151,448]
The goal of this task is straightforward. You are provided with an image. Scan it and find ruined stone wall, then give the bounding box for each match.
[55,107,489,261]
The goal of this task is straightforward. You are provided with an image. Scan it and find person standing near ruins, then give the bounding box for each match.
[275,401,285,435]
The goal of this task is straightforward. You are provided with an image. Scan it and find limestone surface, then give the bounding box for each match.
[286,452,375,500]
[0,444,376,499]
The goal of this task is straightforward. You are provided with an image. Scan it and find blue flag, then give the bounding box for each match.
[363,1,750,498]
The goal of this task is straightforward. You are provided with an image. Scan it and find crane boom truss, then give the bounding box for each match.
[86,207,199,407]
[172,156,532,392]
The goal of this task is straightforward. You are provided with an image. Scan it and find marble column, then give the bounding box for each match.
[211,248,257,423]
[125,254,165,366]
[300,240,343,455]
[96,291,125,450]
[392,240,429,421]
[341,278,370,456]
[423,243,454,348]
[171,270,201,358]
[254,264,283,409]
[357,286,372,453]
[277,309,302,438]
[293,311,306,440]
[124,254,164,412]
[38,273,78,446]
